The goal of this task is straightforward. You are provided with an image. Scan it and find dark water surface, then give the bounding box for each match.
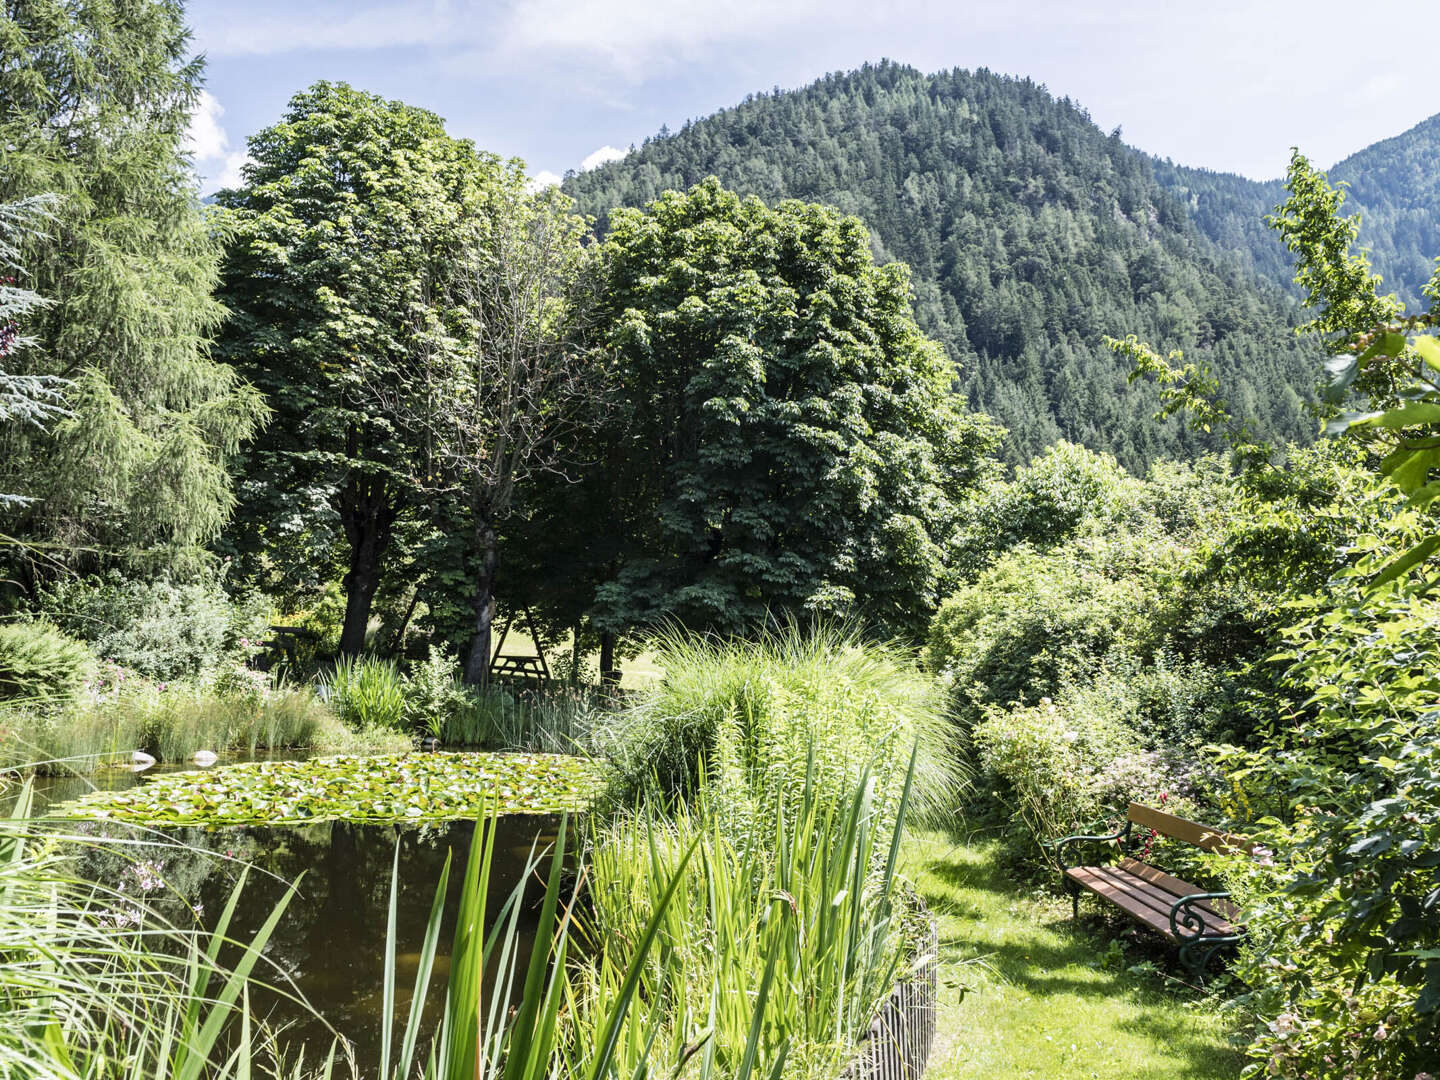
[14,762,559,1072]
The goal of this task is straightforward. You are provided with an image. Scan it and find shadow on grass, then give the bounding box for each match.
[911,833,1245,1079]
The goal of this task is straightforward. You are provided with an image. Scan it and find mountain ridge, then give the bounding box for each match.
[564,61,1329,469]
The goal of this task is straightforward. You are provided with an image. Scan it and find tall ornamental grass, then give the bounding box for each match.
[573,756,919,1078]
[604,624,964,826]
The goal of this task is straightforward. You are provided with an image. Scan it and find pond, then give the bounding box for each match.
[73,814,563,1070]
[6,751,599,1073]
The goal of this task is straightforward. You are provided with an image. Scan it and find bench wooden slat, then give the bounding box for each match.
[1070,866,1185,931]
[1066,865,1236,940]
[1117,858,1239,921]
[1127,802,1255,856]
[1066,866,1180,940]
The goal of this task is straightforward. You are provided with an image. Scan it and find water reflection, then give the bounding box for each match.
[69,810,561,1071]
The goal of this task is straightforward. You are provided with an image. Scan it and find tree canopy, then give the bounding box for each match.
[584,178,1002,638]
[0,0,265,578]
[216,81,504,654]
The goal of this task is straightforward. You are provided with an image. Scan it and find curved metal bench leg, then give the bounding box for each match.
[1179,937,1236,984]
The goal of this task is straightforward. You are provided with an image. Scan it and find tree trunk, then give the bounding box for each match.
[599,631,619,687]
[338,472,395,658]
[462,513,499,687]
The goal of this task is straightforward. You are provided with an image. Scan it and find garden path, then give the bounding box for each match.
[903,830,1245,1080]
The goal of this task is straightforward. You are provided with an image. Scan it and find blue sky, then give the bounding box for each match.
[184,0,1437,195]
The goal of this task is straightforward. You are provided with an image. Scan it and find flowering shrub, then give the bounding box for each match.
[971,696,1192,862]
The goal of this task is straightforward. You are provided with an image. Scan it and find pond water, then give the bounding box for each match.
[8,760,563,1072]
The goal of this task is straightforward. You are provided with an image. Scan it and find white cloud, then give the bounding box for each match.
[498,0,828,75]
[185,91,252,193]
[526,170,563,192]
[185,90,231,160]
[580,145,626,171]
[215,152,253,190]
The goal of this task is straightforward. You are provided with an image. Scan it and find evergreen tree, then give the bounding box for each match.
[0,0,266,574]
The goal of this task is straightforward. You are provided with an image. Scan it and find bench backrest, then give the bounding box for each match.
[1128,802,1256,856]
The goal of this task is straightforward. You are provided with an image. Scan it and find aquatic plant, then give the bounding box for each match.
[0,782,336,1080]
[321,654,406,731]
[54,751,608,825]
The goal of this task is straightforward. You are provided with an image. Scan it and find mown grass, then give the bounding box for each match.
[904,829,1245,1080]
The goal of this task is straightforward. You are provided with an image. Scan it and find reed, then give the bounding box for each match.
[0,781,340,1080]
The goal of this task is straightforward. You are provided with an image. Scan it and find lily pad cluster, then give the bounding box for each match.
[53,752,608,826]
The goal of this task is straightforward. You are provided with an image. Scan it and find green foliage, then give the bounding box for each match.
[586,177,1002,637]
[0,0,266,567]
[0,677,403,773]
[56,751,607,825]
[951,440,1152,572]
[1214,561,1440,1079]
[971,687,1204,863]
[217,81,505,654]
[608,624,960,830]
[0,194,69,486]
[1269,152,1406,357]
[926,544,1156,721]
[578,761,916,1077]
[321,653,407,732]
[564,62,1321,469]
[0,619,92,703]
[1155,114,1440,313]
[39,569,269,682]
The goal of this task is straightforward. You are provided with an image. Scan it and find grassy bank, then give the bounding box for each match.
[904,829,1243,1080]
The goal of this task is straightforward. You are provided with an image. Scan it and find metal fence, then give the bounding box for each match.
[841,907,939,1080]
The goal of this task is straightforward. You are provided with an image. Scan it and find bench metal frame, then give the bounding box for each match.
[1052,810,1243,979]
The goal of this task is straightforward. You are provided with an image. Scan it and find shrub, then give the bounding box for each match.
[953,441,1150,570]
[925,544,1155,723]
[970,694,1193,864]
[1215,560,1440,1079]
[321,654,406,731]
[402,645,477,737]
[0,620,94,704]
[39,569,269,682]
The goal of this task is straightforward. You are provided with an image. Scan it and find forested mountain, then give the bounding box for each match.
[1156,112,1440,312]
[564,61,1322,469]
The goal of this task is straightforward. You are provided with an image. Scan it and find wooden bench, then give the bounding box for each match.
[1054,802,1254,977]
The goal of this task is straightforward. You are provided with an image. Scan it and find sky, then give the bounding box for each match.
[184,0,1438,195]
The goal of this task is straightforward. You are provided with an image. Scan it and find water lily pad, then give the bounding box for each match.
[51,752,608,826]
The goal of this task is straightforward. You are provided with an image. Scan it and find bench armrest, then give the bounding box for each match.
[1168,892,1238,943]
[1052,821,1131,871]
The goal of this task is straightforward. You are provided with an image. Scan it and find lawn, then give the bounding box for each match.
[904,829,1246,1080]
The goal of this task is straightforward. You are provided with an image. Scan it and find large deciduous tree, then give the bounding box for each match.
[586,178,1002,640]
[0,0,266,576]
[217,83,499,656]
[384,179,600,684]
